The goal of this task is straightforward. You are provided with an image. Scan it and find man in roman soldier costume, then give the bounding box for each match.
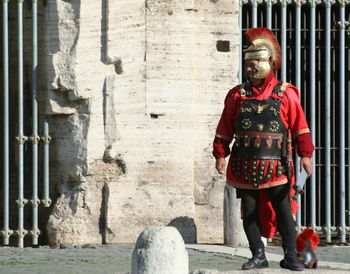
[213,27,314,271]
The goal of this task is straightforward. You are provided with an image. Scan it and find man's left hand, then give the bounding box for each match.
[300,157,313,177]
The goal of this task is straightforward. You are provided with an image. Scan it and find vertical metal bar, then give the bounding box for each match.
[295,0,302,228]
[317,7,322,233]
[30,0,41,245]
[324,0,332,243]
[239,0,243,83]
[16,0,28,248]
[1,0,12,246]
[331,15,336,230]
[41,120,52,208]
[252,0,258,28]
[266,0,272,29]
[348,43,350,236]
[338,1,346,243]
[309,0,317,230]
[295,1,301,121]
[281,0,287,82]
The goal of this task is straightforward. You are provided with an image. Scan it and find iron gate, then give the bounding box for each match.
[1,0,51,247]
[240,0,350,243]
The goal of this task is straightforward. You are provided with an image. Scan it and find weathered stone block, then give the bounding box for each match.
[131,226,188,274]
[224,185,248,247]
[42,0,242,246]
[105,178,195,243]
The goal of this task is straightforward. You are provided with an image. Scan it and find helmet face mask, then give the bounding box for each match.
[254,61,272,79]
[243,28,281,80]
[244,45,273,79]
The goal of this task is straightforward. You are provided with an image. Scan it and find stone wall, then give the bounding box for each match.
[43,0,240,245]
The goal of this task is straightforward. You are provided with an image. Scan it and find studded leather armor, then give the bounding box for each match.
[233,81,286,160]
[232,81,288,186]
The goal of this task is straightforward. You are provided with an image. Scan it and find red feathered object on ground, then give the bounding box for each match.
[296,228,319,269]
[296,228,320,252]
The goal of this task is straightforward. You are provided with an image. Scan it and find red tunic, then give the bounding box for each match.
[213,73,314,238]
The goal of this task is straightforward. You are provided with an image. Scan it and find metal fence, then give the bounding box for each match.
[1,0,51,247]
[240,0,350,243]
[2,0,350,247]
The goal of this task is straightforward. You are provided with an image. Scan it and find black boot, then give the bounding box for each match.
[242,247,268,270]
[280,248,304,271]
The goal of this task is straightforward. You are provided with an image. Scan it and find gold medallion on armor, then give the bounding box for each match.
[252,103,269,114]
[241,118,252,129]
[269,120,280,132]
[257,124,264,131]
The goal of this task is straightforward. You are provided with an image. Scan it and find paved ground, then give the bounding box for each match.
[0,243,349,274]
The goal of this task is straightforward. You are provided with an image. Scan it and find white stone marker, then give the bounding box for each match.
[131,226,189,274]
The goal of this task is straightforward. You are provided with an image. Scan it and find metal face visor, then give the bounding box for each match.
[244,47,272,79]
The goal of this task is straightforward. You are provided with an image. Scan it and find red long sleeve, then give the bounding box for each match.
[295,132,314,158]
[212,137,231,159]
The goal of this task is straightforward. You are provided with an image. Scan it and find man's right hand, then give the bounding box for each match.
[215,158,226,174]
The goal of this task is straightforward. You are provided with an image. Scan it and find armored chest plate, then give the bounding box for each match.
[233,82,287,160]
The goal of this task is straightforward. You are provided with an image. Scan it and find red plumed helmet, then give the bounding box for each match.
[244,27,281,72]
[296,228,320,253]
